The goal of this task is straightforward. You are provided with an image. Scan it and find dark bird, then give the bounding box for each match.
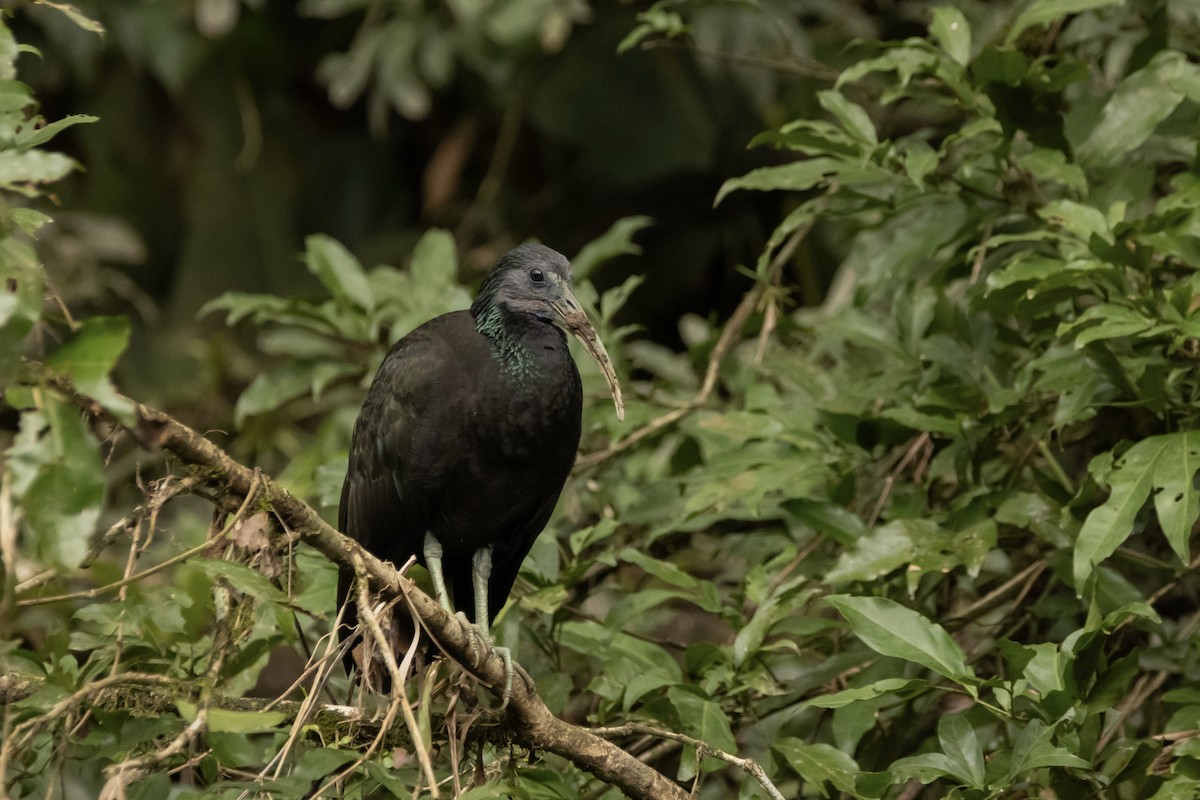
[337,243,623,699]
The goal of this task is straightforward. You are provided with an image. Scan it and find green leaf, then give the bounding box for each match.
[889,752,964,784]
[45,316,135,426]
[1007,720,1090,777]
[1087,651,1140,713]
[1059,304,1156,348]
[0,149,79,183]
[1099,601,1161,631]
[365,230,469,334]
[733,597,779,668]
[13,113,98,149]
[825,595,975,685]
[176,701,287,734]
[288,747,359,781]
[191,558,290,606]
[1076,51,1200,167]
[9,398,106,569]
[617,8,686,53]
[818,91,877,145]
[598,273,645,327]
[0,238,42,382]
[773,738,861,796]
[0,78,32,112]
[618,548,722,612]
[825,518,989,589]
[304,234,374,311]
[805,678,927,708]
[667,685,737,755]
[233,361,316,426]
[571,216,653,280]
[10,207,51,234]
[974,46,1029,85]
[930,6,971,66]
[1038,200,1112,244]
[1074,433,1200,588]
[558,621,681,708]
[1151,432,1200,563]
[407,227,458,289]
[1021,642,1069,697]
[1013,148,1086,193]
[568,518,618,555]
[784,500,868,546]
[902,140,939,188]
[825,521,913,583]
[836,41,940,91]
[715,157,840,206]
[1006,0,1123,46]
[938,714,985,789]
[199,292,292,325]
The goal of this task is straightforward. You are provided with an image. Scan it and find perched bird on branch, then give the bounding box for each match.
[337,243,624,699]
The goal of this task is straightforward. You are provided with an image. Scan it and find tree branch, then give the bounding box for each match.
[0,670,426,751]
[574,222,808,471]
[22,360,692,800]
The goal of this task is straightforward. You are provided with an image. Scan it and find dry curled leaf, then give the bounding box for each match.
[231,511,270,553]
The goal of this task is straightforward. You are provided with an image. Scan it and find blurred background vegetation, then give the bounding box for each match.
[26,0,884,409]
[8,0,1200,797]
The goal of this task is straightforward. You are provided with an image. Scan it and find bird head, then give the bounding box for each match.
[472,243,625,421]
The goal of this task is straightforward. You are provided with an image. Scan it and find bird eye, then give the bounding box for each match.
[529,268,545,283]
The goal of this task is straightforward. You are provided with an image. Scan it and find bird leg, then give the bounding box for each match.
[425,532,487,664]
[421,534,513,705]
[422,532,455,615]
[471,546,514,707]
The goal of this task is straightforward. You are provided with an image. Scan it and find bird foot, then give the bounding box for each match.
[492,644,513,709]
[454,612,481,656]
[453,614,514,707]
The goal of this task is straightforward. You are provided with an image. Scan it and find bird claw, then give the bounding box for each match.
[494,644,513,709]
[454,615,514,708]
[454,612,482,659]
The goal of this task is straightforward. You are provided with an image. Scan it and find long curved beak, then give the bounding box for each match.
[552,287,625,422]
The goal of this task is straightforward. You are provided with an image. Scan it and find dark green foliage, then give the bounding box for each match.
[6,1,1200,798]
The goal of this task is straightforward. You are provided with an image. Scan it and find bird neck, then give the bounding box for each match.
[474,305,560,379]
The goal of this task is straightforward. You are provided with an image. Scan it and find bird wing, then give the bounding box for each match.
[340,312,482,558]
[338,308,583,633]
[336,312,476,670]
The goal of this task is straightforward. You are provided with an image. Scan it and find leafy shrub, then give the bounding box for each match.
[6,1,1200,798]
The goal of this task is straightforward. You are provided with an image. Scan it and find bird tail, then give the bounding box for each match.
[336,565,424,694]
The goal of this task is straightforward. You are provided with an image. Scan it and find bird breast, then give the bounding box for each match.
[479,343,583,461]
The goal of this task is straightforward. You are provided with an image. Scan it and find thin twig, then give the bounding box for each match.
[968,220,993,286]
[952,560,1048,628]
[754,289,779,365]
[457,94,527,247]
[359,556,437,793]
[252,611,351,793]
[23,359,694,800]
[0,468,18,623]
[99,710,207,800]
[15,539,211,607]
[1096,670,1169,753]
[640,39,839,82]
[18,475,263,608]
[0,673,176,788]
[310,558,437,799]
[592,722,785,800]
[576,224,809,471]
[41,272,80,332]
[866,433,932,526]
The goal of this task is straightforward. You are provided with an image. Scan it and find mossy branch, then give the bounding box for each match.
[22,359,692,800]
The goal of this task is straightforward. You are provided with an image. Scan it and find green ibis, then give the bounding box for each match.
[338,243,624,700]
